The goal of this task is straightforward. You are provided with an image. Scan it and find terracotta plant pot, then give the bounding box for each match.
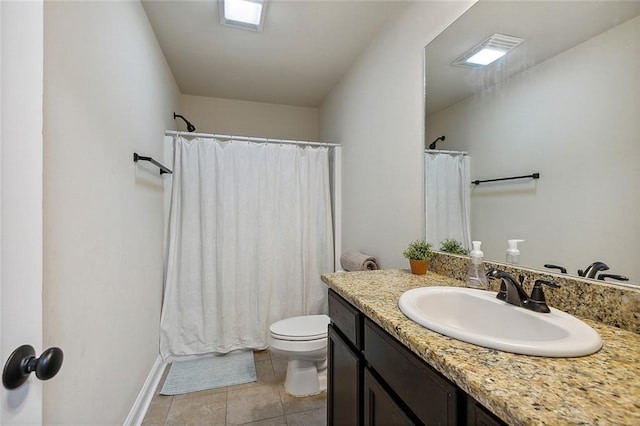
[409,259,429,275]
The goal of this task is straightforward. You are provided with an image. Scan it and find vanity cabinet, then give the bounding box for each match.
[327,289,505,426]
[327,286,364,425]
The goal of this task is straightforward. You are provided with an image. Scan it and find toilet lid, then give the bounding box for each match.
[270,314,330,341]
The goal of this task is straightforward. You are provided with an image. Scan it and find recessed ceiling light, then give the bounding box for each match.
[219,0,267,32]
[452,33,524,68]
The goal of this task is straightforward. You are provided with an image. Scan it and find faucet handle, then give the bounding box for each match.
[531,279,560,300]
[544,264,567,274]
[597,273,629,282]
[529,280,560,313]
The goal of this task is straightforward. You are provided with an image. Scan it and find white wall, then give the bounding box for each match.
[320,1,475,268]
[427,16,640,282]
[180,94,320,140]
[1,1,43,423]
[43,2,179,423]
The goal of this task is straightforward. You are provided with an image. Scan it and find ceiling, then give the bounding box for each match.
[142,0,404,107]
[425,1,640,116]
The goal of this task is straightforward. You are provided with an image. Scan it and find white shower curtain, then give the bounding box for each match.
[160,137,334,359]
[425,152,471,251]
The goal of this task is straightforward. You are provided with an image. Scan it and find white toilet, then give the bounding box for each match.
[268,314,330,397]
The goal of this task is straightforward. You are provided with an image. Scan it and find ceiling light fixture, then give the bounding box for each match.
[219,0,267,32]
[452,33,524,68]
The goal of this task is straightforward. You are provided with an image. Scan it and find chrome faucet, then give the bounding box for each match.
[486,269,560,313]
[578,261,609,279]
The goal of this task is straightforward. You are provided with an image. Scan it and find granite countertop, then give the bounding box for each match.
[322,269,640,426]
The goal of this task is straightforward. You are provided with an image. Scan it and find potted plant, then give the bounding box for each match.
[403,240,433,275]
[439,239,469,255]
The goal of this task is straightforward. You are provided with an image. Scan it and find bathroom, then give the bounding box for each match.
[1,0,638,424]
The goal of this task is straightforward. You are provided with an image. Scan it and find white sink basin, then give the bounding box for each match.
[398,286,602,357]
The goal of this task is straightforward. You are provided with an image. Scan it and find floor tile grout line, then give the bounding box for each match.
[145,349,326,426]
[234,412,287,426]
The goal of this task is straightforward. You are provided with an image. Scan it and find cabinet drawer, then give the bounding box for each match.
[364,318,459,425]
[328,289,363,349]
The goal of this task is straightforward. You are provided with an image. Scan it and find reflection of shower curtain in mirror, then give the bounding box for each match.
[160,137,334,360]
[425,152,471,251]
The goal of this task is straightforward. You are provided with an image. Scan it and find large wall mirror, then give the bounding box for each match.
[424,1,640,286]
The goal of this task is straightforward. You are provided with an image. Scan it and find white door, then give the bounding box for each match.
[0,1,45,423]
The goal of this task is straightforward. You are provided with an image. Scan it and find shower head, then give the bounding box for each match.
[173,112,196,132]
[429,135,445,150]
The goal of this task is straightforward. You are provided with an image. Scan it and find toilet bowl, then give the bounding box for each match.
[268,314,330,397]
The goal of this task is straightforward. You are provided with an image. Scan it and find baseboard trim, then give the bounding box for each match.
[124,355,167,426]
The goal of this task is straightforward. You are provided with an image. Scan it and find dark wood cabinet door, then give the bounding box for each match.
[328,324,362,426]
[466,396,506,426]
[364,367,416,426]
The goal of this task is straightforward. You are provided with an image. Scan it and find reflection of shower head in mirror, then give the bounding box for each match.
[429,135,445,149]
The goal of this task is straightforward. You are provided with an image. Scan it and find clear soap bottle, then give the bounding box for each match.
[466,241,489,290]
[506,239,524,265]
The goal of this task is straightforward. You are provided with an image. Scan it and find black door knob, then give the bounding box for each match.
[2,345,64,390]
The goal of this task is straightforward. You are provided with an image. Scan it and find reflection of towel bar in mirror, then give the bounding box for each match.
[471,172,539,185]
[133,153,172,175]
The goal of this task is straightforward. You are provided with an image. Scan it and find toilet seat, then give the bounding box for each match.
[269,314,330,341]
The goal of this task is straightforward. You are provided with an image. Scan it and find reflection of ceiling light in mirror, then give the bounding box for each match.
[220,0,267,32]
[453,33,523,68]
[466,48,506,65]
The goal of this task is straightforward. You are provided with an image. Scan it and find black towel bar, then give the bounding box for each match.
[472,172,539,185]
[133,153,172,175]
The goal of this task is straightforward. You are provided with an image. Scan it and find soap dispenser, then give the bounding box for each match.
[466,241,489,290]
[506,239,524,265]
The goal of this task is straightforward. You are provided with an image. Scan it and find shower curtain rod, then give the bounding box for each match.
[166,130,340,148]
[425,149,468,155]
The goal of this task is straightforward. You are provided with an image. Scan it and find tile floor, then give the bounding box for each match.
[142,350,327,425]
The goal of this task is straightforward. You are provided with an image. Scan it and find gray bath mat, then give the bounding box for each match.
[160,350,257,395]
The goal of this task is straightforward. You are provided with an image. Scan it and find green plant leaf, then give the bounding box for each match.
[403,239,434,260]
